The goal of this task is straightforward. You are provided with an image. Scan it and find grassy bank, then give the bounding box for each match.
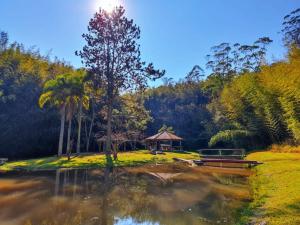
[0,150,199,171]
[238,151,300,225]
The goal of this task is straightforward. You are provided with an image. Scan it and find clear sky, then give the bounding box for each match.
[0,0,299,84]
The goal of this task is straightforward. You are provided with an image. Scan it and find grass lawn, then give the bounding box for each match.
[238,151,300,225]
[0,150,200,171]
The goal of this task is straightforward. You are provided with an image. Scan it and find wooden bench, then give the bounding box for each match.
[199,149,246,159]
[197,149,262,168]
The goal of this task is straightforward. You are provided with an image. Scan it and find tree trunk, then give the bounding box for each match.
[106,101,113,157]
[76,100,83,154]
[105,40,113,158]
[66,119,72,156]
[112,143,118,160]
[58,105,66,157]
[86,101,95,152]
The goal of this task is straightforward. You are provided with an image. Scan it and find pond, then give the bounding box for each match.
[0,164,252,225]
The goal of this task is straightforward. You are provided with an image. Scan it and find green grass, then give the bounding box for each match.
[237,151,300,225]
[0,150,200,171]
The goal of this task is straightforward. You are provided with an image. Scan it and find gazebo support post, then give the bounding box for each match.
[180,141,182,151]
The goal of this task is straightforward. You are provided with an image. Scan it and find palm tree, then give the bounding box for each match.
[64,71,90,155]
[65,96,77,156]
[39,72,89,157]
[39,75,70,156]
[74,70,90,154]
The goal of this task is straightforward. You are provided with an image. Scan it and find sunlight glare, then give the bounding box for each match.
[95,0,121,12]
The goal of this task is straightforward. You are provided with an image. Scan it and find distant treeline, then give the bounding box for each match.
[0,8,299,158]
[145,47,300,150]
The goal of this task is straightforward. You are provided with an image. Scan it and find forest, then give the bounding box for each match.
[0,7,299,159]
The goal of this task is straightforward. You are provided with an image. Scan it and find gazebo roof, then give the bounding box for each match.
[145,131,183,141]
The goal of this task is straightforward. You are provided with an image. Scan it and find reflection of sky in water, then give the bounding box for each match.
[115,217,159,225]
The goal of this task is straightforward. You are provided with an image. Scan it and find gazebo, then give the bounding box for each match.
[145,131,183,152]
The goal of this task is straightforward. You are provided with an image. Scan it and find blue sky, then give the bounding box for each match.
[0,0,299,84]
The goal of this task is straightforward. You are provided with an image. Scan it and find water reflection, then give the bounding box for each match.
[0,164,251,225]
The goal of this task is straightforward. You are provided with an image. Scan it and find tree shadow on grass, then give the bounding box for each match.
[287,201,300,212]
[105,154,114,168]
[166,150,194,154]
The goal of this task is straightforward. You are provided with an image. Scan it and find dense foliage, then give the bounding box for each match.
[0,7,299,158]
[0,40,73,158]
[213,47,300,148]
[144,81,214,149]
[145,46,300,150]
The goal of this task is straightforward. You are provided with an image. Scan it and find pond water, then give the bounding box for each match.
[0,164,252,225]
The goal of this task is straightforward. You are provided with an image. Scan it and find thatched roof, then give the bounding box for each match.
[145,131,183,141]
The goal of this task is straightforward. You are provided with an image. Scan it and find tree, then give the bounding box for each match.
[65,95,76,156]
[0,31,8,51]
[119,93,152,150]
[39,75,70,156]
[145,79,214,149]
[0,34,74,159]
[77,6,164,157]
[39,73,89,156]
[237,37,272,72]
[206,38,272,78]
[185,65,204,83]
[282,8,300,47]
[158,125,175,134]
[73,70,90,154]
[212,48,300,148]
[206,43,234,78]
[84,97,99,152]
[63,72,90,156]
[161,77,175,86]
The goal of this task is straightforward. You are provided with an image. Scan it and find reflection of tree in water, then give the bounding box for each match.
[56,166,248,225]
[0,165,249,225]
